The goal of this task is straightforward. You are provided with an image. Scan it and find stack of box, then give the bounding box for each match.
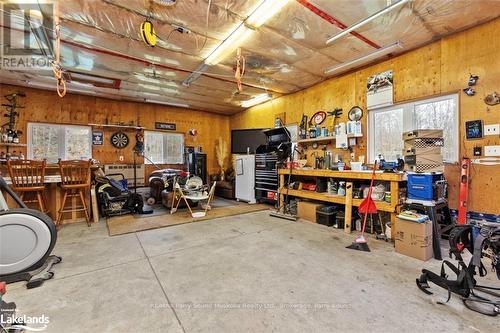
[403,129,444,173]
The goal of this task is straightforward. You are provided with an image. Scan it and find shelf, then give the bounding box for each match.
[280,188,395,212]
[88,123,145,130]
[279,168,405,182]
[297,134,363,144]
[0,143,27,147]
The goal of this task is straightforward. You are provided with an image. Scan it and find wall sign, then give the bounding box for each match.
[155,122,176,131]
[92,131,103,145]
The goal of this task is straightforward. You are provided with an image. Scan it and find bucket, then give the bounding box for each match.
[385,222,391,239]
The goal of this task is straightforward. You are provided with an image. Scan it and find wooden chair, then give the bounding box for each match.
[7,159,48,213]
[171,181,216,218]
[57,159,91,226]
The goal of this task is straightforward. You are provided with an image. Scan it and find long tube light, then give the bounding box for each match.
[241,93,272,108]
[326,0,411,45]
[204,0,290,66]
[324,41,403,76]
[146,99,190,108]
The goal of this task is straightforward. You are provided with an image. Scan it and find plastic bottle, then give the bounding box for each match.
[12,131,19,144]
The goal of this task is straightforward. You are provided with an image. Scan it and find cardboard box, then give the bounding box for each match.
[405,164,444,173]
[403,129,443,140]
[395,218,433,261]
[403,144,442,156]
[404,153,443,165]
[297,201,322,223]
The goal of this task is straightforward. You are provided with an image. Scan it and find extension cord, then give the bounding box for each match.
[171,24,191,34]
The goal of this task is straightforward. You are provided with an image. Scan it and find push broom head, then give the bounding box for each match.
[346,235,371,252]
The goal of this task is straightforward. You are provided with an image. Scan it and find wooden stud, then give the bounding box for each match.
[344,182,353,234]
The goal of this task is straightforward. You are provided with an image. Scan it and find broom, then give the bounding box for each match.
[346,161,378,252]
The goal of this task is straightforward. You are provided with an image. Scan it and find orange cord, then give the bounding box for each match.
[52,3,66,98]
[235,48,245,93]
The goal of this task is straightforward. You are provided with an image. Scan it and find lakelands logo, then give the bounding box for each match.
[1,0,54,70]
[0,312,50,332]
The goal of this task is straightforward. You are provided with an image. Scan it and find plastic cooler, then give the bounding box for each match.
[407,173,444,200]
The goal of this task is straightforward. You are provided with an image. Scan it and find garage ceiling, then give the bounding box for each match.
[1,0,499,114]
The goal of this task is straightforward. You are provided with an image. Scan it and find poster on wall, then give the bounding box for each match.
[92,131,103,145]
[367,70,394,109]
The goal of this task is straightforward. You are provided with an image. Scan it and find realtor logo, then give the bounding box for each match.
[1,0,54,70]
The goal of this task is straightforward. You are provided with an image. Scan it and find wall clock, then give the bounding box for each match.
[111,132,129,149]
[348,106,363,121]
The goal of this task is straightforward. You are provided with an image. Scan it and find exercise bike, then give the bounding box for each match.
[0,177,61,289]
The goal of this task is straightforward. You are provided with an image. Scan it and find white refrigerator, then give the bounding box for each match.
[235,155,256,204]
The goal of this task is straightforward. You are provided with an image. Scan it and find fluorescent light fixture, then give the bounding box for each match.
[135,74,178,88]
[27,81,97,96]
[67,88,97,95]
[182,63,209,87]
[204,0,290,66]
[204,25,253,66]
[324,41,403,75]
[70,72,115,85]
[326,0,411,45]
[139,83,161,91]
[146,99,190,108]
[241,93,272,108]
[141,92,161,97]
[246,0,291,28]
[138,84,178,95]
[145,54,180,66]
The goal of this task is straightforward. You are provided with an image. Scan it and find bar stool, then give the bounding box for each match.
[7,159,48,213]
[57,159,91,226]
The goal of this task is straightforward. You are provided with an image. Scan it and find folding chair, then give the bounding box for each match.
[171,181,216,218]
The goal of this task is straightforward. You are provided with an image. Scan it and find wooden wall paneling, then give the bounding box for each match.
[230,18,500,214]
[392,43,442,102]
[0,84,231,178]
[440,19,500,213]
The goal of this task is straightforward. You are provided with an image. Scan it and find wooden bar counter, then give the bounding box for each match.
[0,164,99,225]
[278,168,407,234]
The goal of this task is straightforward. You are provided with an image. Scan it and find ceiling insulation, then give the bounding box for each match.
[0,0,499,114]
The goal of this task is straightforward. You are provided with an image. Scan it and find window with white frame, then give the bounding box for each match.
[144,131,184,164]
[368,94,459,163]
[28,123,92,163]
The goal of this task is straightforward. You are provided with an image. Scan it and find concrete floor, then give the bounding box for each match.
[7,211,498,332]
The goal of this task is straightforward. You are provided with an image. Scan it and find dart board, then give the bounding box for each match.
[110,132,129,149]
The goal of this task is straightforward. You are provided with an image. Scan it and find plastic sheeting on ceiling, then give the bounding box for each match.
[0,0,499,114]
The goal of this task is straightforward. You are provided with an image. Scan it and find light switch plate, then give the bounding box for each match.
[484,124,500,136]
[484,145,500,157]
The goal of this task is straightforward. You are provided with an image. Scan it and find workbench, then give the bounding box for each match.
[278,168,407,233]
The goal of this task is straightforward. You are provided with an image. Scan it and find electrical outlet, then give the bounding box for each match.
[473,146,482,156]
[484,124,500,136]
[484,145,500,157]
